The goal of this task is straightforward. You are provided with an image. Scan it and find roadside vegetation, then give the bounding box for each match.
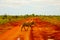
[0,14,60,24]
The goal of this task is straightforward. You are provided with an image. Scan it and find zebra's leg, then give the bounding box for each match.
[26,26,31,31]
[24,26,27,31]
[21,25,25,31]
[21,26,27,31]
[24,26,30,31]
[21,26,26,31]
[25,26,29,31]
[21,26,23,31]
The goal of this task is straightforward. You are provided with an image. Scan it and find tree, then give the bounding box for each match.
[2,14,7,19]
[31,14,35,17]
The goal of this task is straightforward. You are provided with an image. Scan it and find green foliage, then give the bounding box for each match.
[0,14,60,24]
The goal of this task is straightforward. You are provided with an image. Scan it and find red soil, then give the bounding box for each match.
[0,17,60,40]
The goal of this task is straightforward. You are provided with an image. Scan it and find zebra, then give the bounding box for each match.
[21,21,35,31]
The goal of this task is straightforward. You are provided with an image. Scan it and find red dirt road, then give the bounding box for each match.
[0,17,60,40]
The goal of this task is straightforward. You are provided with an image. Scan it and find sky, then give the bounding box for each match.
[0,0,60,15]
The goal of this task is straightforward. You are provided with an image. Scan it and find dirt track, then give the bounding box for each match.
[0,17,60,40]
